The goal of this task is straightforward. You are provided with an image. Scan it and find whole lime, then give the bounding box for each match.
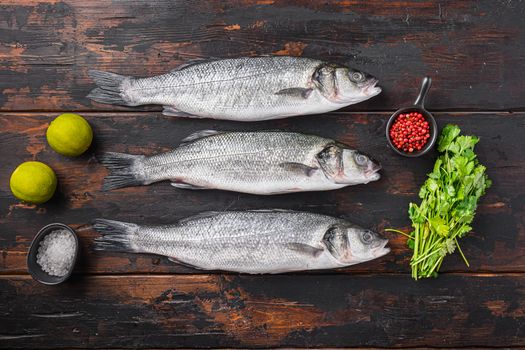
[10,161,57,204]
[46,113,93,157]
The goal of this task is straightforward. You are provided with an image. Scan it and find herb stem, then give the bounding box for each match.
[384,228,413,239]
[454,238,470,267]
[411,248,440,265]
[403,125,491,280]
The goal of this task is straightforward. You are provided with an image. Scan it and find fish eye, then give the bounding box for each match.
[354,153,368,166]
[361,230,373,243]
[351,72,364,82]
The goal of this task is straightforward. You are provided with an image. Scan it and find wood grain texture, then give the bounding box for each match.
[1,112,523,274]
[1,274,525,348]
[1,0,525,111]
[1,1,525,348]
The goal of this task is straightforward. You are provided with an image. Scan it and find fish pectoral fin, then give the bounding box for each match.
[275,87,313,99]
[285,243,324,258]
[180,130,223,145]
[279,162,318,177]
[170,182,207,190]
[162,106,201,118]
[167,257,201,269]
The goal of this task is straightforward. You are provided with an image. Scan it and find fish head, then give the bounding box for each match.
[323,224,390,264]
[332,67,381,104]
[316,145,381,185]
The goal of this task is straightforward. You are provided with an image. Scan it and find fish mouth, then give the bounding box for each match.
[365,172,381,182]
[373,239,390,258]
[365,161,382,181]
[364,78,382,97]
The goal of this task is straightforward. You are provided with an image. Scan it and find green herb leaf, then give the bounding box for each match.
[456,135,479,152]
[445,239,456,254]
[408,203,425,224]
[426,178,439,192]
[437,124,461,152]
[429,217,449,236]
[456,225,473,238]
[404,124,491,280]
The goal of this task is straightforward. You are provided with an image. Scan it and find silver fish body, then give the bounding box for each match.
[93,210,390,274]
[87,56,381,121]
[100,130,381,195]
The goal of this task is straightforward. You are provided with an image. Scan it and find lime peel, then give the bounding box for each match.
[46,113,93,157]
[10,161,57,204]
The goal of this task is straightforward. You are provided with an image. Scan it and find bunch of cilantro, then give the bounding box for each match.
[390,124,491,280]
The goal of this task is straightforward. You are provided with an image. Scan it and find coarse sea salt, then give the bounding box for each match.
[36,229,76,277]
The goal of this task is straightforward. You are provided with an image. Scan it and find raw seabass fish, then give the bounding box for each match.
[99,130,381,195]
[93,210,390,274]
[87,56,381,121]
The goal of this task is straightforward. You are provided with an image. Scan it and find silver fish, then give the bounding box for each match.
[87,56,381,121]
[93,210,390,274]
[99,130,381,195]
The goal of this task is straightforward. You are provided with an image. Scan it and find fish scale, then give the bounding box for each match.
[144,131,334,192]
[98,130,381,195]
[93,210,390,274]
[87,56,381,121]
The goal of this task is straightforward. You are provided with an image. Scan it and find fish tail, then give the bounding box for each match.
[98,152,147,191]
[92,219,141,253]
[87,70,133,106]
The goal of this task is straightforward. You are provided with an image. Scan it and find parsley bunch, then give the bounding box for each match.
[391,125,491,279]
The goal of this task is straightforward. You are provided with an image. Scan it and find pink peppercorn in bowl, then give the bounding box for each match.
[386,77,438,157]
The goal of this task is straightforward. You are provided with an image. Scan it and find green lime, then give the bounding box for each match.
[10,161,57,204]
[46,113,93,157]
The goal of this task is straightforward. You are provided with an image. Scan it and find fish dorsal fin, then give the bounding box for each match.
[245,209,299,214]
[285,243,324,257]
[279,162,318,177]
[170,58,219,72]
[178,210,302,225]
[275,87,313,99]
[180,130,223,146]
[178,211,223,225]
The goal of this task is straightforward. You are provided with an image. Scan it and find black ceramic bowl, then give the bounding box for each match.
[386,77,438,157]
[27,223,79,285]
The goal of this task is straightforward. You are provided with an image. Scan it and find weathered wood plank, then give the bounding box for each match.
[1,0,524,111]
[1,274,524,348]
[0,112,523,274]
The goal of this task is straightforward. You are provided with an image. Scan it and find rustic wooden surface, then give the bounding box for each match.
[2,274,525,348]
[1,0,525,348]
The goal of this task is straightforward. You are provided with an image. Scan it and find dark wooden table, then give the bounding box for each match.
[1,1,524,348]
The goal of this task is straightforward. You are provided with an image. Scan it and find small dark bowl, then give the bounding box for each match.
[386,77,438,157]
[27,223,79,285]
